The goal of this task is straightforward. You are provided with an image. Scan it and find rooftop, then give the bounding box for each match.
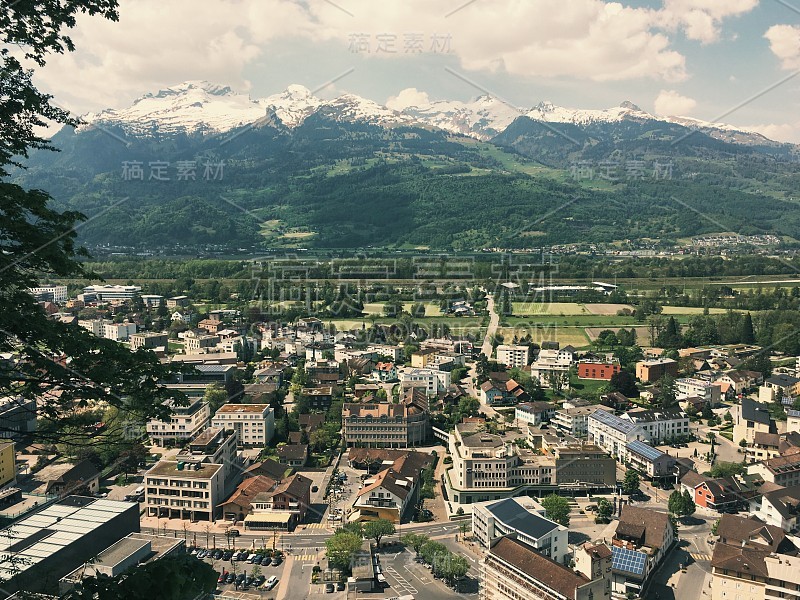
[147,460,222,479]
[214,403,272,415]
[484,498,560,539]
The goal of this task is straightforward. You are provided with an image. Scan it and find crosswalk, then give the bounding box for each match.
[304,523,329,530]
[384,565,419,595]
[690,552,711,562]
[294,553,320,562]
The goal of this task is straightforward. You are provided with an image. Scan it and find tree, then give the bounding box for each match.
[668,490,685,515]
[325,531,363,571]
[362,519,396,547]
[681,489,696,518]
[401,533,429,555]
[610,371,638,397]
[204,384,229,416]
[596,498,614,523]
[541,494,570,527]
[740,312,756,344]
[657,375,678,409]
[622,470,641,495]
[711,518,720,535]
[0,0,196,452]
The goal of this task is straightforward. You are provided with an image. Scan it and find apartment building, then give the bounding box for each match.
[552,405,613,437]
[28,285,68,303]
[81,284,141,301]
[515,401,556,426]
[174,427,240,489]
[0,440,15,487]
[587,409,689,461]
[144,460,224,522]
[734,397,775,448]
[183,332,220,353]
[342,392,429,448]
[401,368,451,397]
[211,403,275,447]
[0,396,37,437]
[749,453,800,488]
[472,496,569,564]
[635,358,678,383]
[577,360,621,381]
[626,440,677,479]
[482,536,610,600]
[102,321,137,342]
[146,398,210,446]
[676,378,722,405]
[554,444,617,488]
[130,332,169,351]
[612,506,675,599]
[529,349,572,384]
[496,344,531,369]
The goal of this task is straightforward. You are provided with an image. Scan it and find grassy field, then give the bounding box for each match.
[661,306,731,315]
[496,326,589,348]
[512,302,588,316]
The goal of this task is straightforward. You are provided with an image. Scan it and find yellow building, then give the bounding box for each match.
[0,440,16,487]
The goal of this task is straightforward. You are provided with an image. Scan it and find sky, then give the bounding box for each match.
[32,0,800,142]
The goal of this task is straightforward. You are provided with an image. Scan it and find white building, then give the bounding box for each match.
[588,409,689,461]
[29,285,68,303]
[402,368,451,397]
[82,284,142,301]
[102,321,137,341]
[146,398,210,447]
[144,460,224,522]
[473,496,569,564]
[529,349,572,383]
[496,345,531,369]
[211,403,275,447]
[676,377,721,404]
[552,405,612,438]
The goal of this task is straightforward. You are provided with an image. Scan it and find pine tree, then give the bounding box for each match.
[741,312,755,344]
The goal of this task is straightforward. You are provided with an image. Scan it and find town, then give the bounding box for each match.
[2,277,799,600]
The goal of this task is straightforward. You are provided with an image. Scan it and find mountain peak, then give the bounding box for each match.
[619,100,642,111]
[284,84,313,99]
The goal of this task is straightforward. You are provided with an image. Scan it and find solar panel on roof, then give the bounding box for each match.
[627,440,665,462]
[612,547,647,576]
[592,410,636,433]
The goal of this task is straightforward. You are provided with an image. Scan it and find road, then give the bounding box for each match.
[480,292,499,358]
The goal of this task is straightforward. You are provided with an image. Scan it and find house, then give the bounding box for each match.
[242,458,292,481]
[750,432,782,462]
[277,444,308,467]
[472,496,569,564]
[480,376,529,406]
[710,513,800,600]
[45,460,101,497]
[750,485,800,532]
[612,506,675,599]
[298,413,325,431]
[749,453,800,487]
[371,362,397,382]
[680,471,755,512]
[245,473,313,531]
[765,374,800,398]
[515,401,556,426]
[483,536,611,600]
[219,475,277,522]
[300,386,333,409]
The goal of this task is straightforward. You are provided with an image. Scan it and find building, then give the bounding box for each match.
[480,375,529,406]
[612,506,675,599]
[749,453,800,487]
[29,285,68,303]
[710,514,800,600]
[371,362,397,382]
[166,295,189,308]
[552,405,612,438]
[299,386,334,409]
[482,536,610,600]
[59,533,184,595]
[349,467,416,524]
[675,378,722,405]
[277,444,308,467]
[183,333,220,354]
[130,332,169,351]
[402,368,451,397]
[176,363,235,385]
[680,471,755,512]
[245,473,312,532]
[102,321,137,341]
[0,496,140,595]
[0,396,37,437]
[410,348,437,368]
[496,345,531,369]
[140,294,164,308]
[635,358,678,383]
[146,398,210,447]
[577,360,621,381]
[218,475,277,522]
[82,284,141,301]
[529,349,572,385]
[515,402,556,426]
[588,409,689,461]
[764,374,800,398]
[472,496,569,564]
[734,397,775,449]
[553,444,617,489]
[44,459,101,497]
[211,403,275,447]
[175,426,240,487]
[342,391,429,448]
[0,440,15,487]
[144,459,224,522]
[750,485,800,532]
[626,440,677,480]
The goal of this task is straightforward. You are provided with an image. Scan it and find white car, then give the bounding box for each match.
[263,576,278,590]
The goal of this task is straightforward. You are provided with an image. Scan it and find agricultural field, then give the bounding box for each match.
[496,325,589,348]
[511,302,588,316]
[661,306,732,315]
[361,302,443,316]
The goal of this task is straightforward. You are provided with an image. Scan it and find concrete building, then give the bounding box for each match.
[635,358,678,383]
[174,426,240,488]
[0,496,140,595]
[626,440,677,480]
[675,377,722,405]
[140,294,164,308]
[554,444,617,489]
[496,344,531,369]
[211,403,275,447]
[473,496,569,564]
[0,440,15,487]
[588,409,689,461]
[144,459,224,522]
[0,396,37,438]
[102,321,137,341]
[515,401,556,427]
[183,333,220,354]
[750,485,800,532]
[577,360,621,381]
[130,332,169,351]
[28,285,68,303]
[482,536,610,600]
[401,368,451,397]
[81,284,141,301]
[552,405,612,438]
[342,391,429,448]
[146,398,210,447]
[734,397,775,449]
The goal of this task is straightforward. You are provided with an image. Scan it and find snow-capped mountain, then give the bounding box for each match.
[79,80,775,146]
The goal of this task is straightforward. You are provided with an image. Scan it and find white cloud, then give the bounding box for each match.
[654,90,698,116]
[386,88,431,111]
[659,0,758,44]
[746,121,800,144]
[765,25,800,70]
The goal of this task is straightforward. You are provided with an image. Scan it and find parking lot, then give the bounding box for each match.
[190,545,289,595]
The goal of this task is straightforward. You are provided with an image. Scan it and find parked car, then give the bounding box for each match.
[336,582,345,591]
[253,554,264,564]
[254,575,266,587]
[244,576,254,587]
[225,573,235,585]
[247,553,258,563]
[221,551,232,561]
[271,556,282,566]
[311,485,319,492]
[263,576,279,590]
[217,572,227,584]
[226,528,240,537]
[325,583,335,593]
